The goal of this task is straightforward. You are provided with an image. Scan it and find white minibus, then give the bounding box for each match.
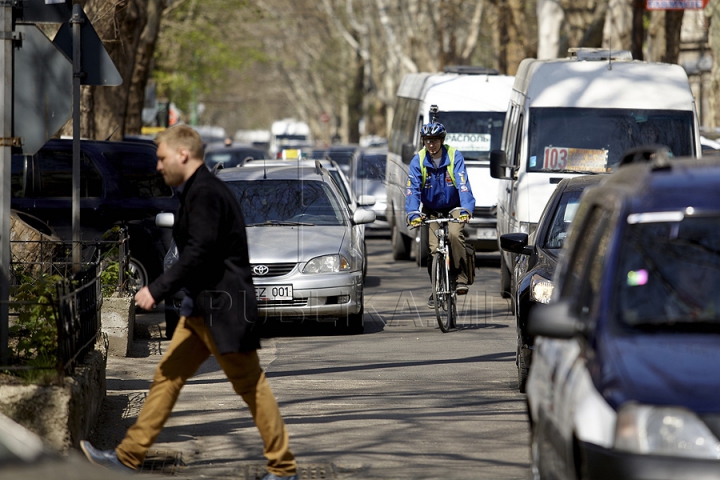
[490,48,701,296]
[386,66,515,265]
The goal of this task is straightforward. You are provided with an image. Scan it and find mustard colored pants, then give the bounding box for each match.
[116,316,296,476]
[427,209,468,284]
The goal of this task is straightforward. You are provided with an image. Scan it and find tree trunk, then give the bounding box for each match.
[631,0,645,60]
[708,0,720,128]
[537,0,565,59]
[125,0,166,135]
[663,10,684,64]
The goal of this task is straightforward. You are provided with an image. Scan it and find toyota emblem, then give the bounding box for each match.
[253,265,270,276]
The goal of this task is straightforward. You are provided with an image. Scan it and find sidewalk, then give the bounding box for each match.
[88,310,288,480]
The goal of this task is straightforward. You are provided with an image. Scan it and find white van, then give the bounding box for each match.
[490,48,701,296]
[386,66,515,265]
[269,118,312,158]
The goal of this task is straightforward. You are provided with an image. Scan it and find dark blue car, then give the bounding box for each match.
[500,174,605,392]
[526,155,720,480]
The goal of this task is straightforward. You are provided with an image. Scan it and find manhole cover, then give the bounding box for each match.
[140,449,185,475]
[245,463,337,480]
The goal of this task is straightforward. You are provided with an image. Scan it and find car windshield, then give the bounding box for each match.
[436,111,505,161]
[356,154,386,180]
[226,179,346,226]
[543,190,583,249]
[527,108,695,173]
[615,214,720,329]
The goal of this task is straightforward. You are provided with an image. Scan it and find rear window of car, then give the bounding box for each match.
[103,151,173,198]
[226,179,346,226]
[31,150,103,198]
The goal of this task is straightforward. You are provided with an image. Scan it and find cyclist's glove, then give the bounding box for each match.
[458,214,470,223]
[409,216,422,228]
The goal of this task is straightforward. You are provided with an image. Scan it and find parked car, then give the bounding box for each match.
[526,155,720,479]
[309,144,362,174]
[349,147,389,235]
[160,162,375,336]
[500,174,605,392]
[204,143,266,169]
[11,139,179,290]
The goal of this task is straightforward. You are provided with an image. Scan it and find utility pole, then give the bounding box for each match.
[0,1,13,364]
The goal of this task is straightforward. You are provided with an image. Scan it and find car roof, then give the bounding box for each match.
[205,143,265,153]
[358,146,387,157]
[589,156,720,213]
[216,163,331,182]
[556,174,607,192]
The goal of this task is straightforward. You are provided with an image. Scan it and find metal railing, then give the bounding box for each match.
[1,227,132,376]
[55,263,103,375]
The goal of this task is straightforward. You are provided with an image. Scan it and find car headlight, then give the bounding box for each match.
[615,404,720,459]
[302,255,350,273]
[530,274,553,304]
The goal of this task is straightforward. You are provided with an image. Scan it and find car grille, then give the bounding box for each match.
[257,298,308,307]
[250,263,296,277]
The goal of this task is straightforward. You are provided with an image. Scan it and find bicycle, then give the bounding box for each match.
[407,208,469,332]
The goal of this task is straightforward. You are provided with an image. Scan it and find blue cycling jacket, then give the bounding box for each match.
[405,145,476,220]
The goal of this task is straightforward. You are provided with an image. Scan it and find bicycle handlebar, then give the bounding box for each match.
[406,207,471,228]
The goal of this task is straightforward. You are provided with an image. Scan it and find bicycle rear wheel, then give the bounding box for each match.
[432,253,453,332]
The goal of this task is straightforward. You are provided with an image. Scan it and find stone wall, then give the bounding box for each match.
[0,339,107,453]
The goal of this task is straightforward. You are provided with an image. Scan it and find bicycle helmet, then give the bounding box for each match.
[420,122,446,138]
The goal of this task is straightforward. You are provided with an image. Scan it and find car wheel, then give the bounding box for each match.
[500,255,511,298]
[345,306,365,334]
[391,222,410,261]
[518,343,530,393]
[127,257,149,294]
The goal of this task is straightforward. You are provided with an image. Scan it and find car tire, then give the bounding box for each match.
[500,255,512,298]
[518,343,530,393]
[345,307,365,334]
[127,257,149,294]
[392,222,410,261]
[530,423,543,480]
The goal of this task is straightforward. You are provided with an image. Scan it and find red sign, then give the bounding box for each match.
[647,0,709,9]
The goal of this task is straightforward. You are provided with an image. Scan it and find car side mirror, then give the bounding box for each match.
[527,300,586,339]
[357,195,376,207]
[500,233,534,255]
[401,143,416,164]
[490,150,512,179]
[353,209,376,225]
[156,212,175,228]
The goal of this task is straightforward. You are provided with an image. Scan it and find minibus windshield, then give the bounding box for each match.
[527,108,695,173]
[438,111,505,161]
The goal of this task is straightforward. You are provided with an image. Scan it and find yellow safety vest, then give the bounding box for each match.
[419,145,457,188]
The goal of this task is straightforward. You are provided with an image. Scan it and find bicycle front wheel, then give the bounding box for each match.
[432,253,453,332]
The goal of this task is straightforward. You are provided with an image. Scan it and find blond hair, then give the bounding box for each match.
[155,125,204,160]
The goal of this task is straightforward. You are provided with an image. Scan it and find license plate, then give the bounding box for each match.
[475,228,496,240]
[255,285,293,301]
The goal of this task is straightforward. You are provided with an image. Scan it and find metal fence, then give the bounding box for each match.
[2,227,132,376]
[55,263,103,375]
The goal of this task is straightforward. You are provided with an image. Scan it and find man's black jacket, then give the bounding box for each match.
[148,165,260,353]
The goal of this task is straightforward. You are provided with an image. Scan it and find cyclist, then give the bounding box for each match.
[406,121,476,307]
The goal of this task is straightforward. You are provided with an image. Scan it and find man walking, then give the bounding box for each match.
[80,124,298,480]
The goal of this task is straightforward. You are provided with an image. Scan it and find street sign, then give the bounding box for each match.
[646,0,709,9]
[14,24,72,155]
[52,6,122,86]
[18,0,72,23]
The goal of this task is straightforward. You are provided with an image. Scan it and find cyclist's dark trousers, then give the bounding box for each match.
[425,209,468,285]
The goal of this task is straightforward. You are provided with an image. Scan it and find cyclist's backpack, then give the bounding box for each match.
[465,243,476,285]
